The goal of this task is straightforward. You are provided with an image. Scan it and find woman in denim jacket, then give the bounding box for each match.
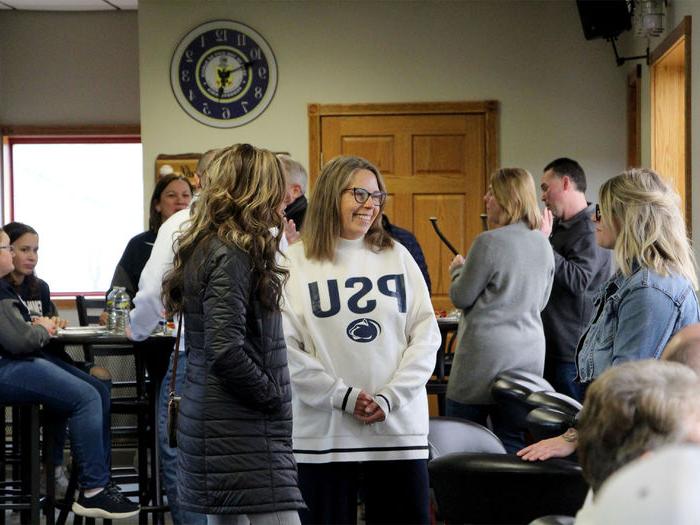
[518,168,699,462]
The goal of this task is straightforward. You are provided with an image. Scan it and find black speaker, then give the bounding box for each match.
[576,0,632,40]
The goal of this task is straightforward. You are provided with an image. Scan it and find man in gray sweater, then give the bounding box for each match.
[539,158,612,401]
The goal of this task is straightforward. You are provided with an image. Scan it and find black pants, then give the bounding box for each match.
[298,459,430,525]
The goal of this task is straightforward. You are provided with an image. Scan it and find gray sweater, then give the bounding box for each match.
[446,221,555,404]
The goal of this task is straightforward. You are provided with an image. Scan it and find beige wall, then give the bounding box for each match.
[139,0,628,215]
[0,11,140,124]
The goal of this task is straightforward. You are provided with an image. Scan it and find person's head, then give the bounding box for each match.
[149,174,194,232]
[277,154,308,206]
[194,148,220,190]
[578,360,700,493]
[540,158,587,219]
[486,168,541,230]
[162,143,288,314]
[597,168,697,288]
[662,324,700,374]
[0,228,14,278]
[302,155,392,261]
[3,222,38,284]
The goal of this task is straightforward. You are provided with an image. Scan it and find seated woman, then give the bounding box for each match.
[108,173,193,302]
[446,168,555,452]
[518,167,700,461]
[0,226,138,520]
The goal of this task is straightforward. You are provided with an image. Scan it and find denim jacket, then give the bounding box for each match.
[576,266,700,383]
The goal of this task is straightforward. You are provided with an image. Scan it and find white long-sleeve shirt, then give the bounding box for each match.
[129,208,190,345]
[282,238,440,463]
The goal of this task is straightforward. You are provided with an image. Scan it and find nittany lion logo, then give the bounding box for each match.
[346,318,382,343]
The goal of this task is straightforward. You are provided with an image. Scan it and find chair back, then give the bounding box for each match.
[428,417,506,459]
[491,370,554,432]
[428,452,588,524]
[526,391,582,417]
[526,407,577,442]
[75,295,106,326]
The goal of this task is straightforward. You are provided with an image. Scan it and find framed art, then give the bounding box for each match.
[155,152,201,186]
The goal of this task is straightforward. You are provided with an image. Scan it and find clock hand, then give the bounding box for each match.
[228,60,255,75]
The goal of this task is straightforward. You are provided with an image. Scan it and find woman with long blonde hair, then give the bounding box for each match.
[446,168,555,452]
[282,155,440,525]
[161,144,304,524]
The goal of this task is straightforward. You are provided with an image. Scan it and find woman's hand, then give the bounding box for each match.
[353,390,386,425]
[516,435,577,461]
[449,254,465,273]
[50,316,67,329]
[283,218,301,245]
[32,316,57,336]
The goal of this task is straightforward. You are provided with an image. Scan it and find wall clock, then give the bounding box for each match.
[170,20,278,128]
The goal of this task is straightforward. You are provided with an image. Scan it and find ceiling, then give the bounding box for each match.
[0,0,136,9]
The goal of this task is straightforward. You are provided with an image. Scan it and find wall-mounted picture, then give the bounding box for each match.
[155,152,202,186]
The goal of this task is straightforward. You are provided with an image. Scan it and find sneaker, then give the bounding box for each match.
[71,485,140,520]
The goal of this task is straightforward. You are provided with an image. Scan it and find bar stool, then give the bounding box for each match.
[0,402,55,525]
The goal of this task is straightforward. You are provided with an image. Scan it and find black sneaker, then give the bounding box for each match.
[71,485,140,520]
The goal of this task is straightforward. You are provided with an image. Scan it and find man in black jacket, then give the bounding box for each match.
[539,158,612,401]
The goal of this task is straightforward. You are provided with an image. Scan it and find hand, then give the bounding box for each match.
[540,208,554,237]
[33,316,57,336]
[353,391,386,425]
[449,254,465,273]
[516,435,577,461]
[283,218,301,244]
[50,316,68,329]
[98,311,108,326]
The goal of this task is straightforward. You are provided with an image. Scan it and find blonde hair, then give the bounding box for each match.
[162,144,288,312]
[302,156,392,261]
[599,168,697,288]
[490,168,542,230]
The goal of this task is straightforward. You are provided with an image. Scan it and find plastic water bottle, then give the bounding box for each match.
[107,286,130,334]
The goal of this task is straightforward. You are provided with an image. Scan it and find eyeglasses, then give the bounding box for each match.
[344,187,387,206]
[594,203,601,222]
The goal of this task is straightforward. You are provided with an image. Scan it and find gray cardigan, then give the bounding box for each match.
[446,221,555,404]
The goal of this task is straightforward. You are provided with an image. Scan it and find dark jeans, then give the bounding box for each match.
[298,459,430,525]
[445,398,525,453]
[0,356,111,488]
[544,359,586,402]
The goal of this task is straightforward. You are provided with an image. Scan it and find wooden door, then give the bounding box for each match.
[309,102,499,312]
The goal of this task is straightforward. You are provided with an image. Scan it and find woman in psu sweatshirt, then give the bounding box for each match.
[282,156,441,525]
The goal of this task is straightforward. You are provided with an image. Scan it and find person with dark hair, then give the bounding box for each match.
[108,173,193,302]
[161,144,304,524]
[283,155,440,525]
[0,225,139,520]
[381,214,431,294]
[540,157,612,401]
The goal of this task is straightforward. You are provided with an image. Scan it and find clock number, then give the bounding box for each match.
[250,48,262,60]
[184,49,194,63]
[258,66,268,80]
[202,102,211,116]
[221,107,232,119]
[181,69,191,82]
[188,89,195,102]
[200,35,206,48]
[215,29,228,42]
[254,87,263,99]
[241,101,249,114]
[237,33,247,46]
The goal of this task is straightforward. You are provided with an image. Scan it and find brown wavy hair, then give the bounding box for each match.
[302,156,392,261]
[162,144,288,314]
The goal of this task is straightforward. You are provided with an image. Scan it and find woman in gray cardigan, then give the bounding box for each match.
[446,167,554,452]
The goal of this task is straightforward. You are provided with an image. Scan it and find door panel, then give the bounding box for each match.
[310,102,498,312]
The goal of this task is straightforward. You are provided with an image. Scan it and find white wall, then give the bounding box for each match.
[139,0,629,209]
[0,11,140,125]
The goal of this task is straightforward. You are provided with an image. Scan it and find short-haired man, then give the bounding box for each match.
[540,158,612,401]
[278,154,308,230]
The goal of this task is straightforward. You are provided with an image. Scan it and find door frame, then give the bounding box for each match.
[650,16,692,230]
[307,101,500,182]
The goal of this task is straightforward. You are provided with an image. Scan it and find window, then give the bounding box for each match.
[2,131,143,296]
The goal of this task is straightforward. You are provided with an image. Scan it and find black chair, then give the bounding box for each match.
[525,391,582,417]
[0,403,55,525]
[428,416,506,459]
[526,407,577,442]
[491,370,555,437]
[529,516,576,525]
[428,452,588,524]
[426,321,458,415]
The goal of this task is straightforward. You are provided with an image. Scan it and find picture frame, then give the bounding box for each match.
[155,152,201,186]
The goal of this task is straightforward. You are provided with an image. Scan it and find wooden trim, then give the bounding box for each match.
[0,125,140,136]
[308,104,321,182]
[627,64,642,168]
[650,16,691,65]
[53,298,76,310]
[484,101,500,189]
[309,101,497,117]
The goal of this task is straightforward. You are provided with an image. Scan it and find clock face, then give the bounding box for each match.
[170,20,278,128]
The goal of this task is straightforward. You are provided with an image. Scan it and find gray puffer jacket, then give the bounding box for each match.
[177,238,305,515]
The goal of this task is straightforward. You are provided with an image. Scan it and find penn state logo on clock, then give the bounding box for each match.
[170,20,278,128]
[346,319,382,343]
